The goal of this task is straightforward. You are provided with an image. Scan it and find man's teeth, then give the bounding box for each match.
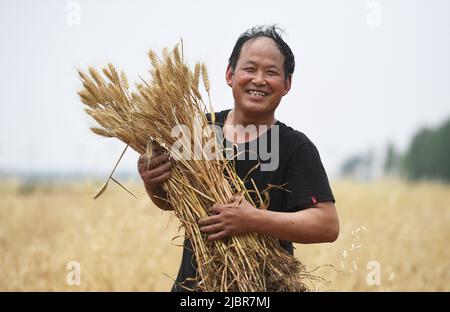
[247,90,267,97]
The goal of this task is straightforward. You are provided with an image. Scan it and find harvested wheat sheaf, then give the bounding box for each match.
[77,44,316,291]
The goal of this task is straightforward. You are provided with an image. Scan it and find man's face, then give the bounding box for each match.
[226,37,292,118]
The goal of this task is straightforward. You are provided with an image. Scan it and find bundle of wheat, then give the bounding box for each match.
[77,44,313,291]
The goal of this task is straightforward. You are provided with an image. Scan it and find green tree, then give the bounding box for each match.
[403,118,450,182]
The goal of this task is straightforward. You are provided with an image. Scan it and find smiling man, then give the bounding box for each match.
[137,25,339,292]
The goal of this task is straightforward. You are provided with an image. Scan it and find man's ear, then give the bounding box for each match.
[226,64,234,87]
[282,75,292,96]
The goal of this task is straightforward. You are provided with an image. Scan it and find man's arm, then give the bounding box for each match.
[253,201,339,244]
[199,196,339,243]
[145,186,174,211]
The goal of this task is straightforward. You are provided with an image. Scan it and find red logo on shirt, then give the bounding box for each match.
[311,196,317,204]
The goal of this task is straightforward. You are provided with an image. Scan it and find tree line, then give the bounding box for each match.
[341,117,450,182]
[386,117,450,182]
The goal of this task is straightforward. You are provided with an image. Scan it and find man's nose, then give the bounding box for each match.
[252,71,266,86]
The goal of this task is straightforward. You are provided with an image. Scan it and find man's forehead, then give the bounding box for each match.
[238,37,284,64]
[238,55,284,69]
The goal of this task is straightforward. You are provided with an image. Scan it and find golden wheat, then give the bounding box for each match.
[1,179,448,291]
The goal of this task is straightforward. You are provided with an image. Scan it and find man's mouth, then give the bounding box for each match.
[247,90,268,97]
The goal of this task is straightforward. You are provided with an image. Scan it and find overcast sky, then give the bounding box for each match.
[0,0,449,179]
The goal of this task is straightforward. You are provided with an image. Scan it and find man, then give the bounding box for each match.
[137,25,339,291]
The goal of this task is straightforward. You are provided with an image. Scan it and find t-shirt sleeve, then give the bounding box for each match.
[285,142,335,211]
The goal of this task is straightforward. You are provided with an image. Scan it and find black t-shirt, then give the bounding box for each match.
[171,109,335,292]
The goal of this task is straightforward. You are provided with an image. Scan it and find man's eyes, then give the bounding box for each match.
[243,68,279,75]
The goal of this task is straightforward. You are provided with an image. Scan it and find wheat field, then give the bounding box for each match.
[0,178,449,291]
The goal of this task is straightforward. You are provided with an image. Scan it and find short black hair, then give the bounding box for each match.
[228,25,295,79]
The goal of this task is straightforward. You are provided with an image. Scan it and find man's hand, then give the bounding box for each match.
[137,152,173,210]
[198,194,260,241]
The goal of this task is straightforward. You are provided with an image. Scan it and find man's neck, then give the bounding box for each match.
[223,107,277,144]
[229,107,276,127]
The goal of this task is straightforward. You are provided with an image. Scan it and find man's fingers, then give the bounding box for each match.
[200,223,223,234]
[208,231,227,241]
[228,192,244,204]
[138,153,169,170]
[137,154,152,172]
[138,153,148,164]
[211,204,224,214]
[137,155,146,172]
[146,171,172,185]
[198,215,221,226]
[148,153,170,169]
[213,203,238,212]
[146,160,173,179]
